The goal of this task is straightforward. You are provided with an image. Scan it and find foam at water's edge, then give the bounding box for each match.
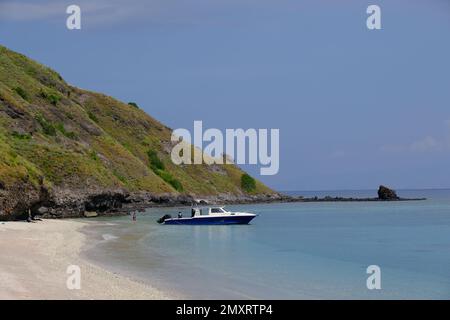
[102,233,118,241]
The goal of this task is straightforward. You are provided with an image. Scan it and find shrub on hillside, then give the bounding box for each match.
[147,149,183,191]
[35,114,56,136]
[11,131,31,140]
[241,173,256,192]
[13,86,29,101]
[55,123,77,139]
[87,110,98,123]
[128,102,139,109]
[39,89,61,106]
[147,150,165,171]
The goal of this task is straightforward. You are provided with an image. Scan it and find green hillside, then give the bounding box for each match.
[0,45,275,219]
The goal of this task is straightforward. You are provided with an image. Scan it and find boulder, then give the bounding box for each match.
[84,211,98,218]
[378,185,399,200]
[37,206,49,214]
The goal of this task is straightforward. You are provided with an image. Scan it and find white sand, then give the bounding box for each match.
[0,219,173,299]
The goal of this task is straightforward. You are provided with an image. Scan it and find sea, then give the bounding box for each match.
[81,189,450,299]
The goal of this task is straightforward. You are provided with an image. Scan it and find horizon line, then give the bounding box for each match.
[279,187,450,193]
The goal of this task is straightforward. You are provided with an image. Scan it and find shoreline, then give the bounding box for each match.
[1,185,425,221]
[0,194,427,222]
[0,219,175,299]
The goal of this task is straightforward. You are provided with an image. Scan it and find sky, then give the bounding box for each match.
[1,0,450,191]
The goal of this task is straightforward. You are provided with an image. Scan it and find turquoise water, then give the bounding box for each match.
[83,189,450,299]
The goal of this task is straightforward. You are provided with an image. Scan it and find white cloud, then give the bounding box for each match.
[0,1,64,21]
[330,150,346,159]
[410,136,440,152]
[380,119,450,154]
[381,136,442,154]
[379,144,406,153]
[0,1,141,23]
[0,0,276,25]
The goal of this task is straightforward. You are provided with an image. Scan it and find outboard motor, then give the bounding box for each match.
[157,214,172,224]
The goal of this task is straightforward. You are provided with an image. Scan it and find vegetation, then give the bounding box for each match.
[11,132,31,140]
[55,123,77,139]
[147,149,165,171]
[157,169,184,192]
[147,149,183,191]
[13,86,29,101]
[128,102,139,109]
[241,173,256,192]
[35,114,56,136]
[39,89,61,106]
[89,150,99,161]
[87,110,98,123]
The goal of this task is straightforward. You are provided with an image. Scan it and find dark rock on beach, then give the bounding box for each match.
[0,185,286,220]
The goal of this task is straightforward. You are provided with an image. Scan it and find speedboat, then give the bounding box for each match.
[157,207,257,225]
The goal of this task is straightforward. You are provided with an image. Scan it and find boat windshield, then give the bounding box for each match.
[210,207,225,214]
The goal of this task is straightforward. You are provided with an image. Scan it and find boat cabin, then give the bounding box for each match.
[191,207,231,217]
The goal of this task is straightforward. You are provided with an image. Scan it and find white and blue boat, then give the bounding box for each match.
[158,207,257,225]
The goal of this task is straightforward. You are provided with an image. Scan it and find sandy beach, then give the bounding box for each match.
[0,219,172,300]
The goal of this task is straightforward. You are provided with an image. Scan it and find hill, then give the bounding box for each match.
[0,45,278,220]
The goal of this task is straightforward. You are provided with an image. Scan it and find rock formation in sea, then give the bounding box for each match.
[377,185,400,200]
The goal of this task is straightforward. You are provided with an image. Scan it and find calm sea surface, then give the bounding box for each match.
[82,189,450,299]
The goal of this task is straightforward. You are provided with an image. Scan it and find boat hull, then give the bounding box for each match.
[163,215,255,225]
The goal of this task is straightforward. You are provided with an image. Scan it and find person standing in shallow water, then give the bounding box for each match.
[132,211,137,222]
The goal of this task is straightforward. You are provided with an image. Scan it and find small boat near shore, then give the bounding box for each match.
[157,207,257,225]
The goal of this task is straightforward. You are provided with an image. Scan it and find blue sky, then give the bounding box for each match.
[1,0,450,191]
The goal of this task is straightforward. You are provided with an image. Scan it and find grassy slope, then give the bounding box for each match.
[0,45,273,196]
